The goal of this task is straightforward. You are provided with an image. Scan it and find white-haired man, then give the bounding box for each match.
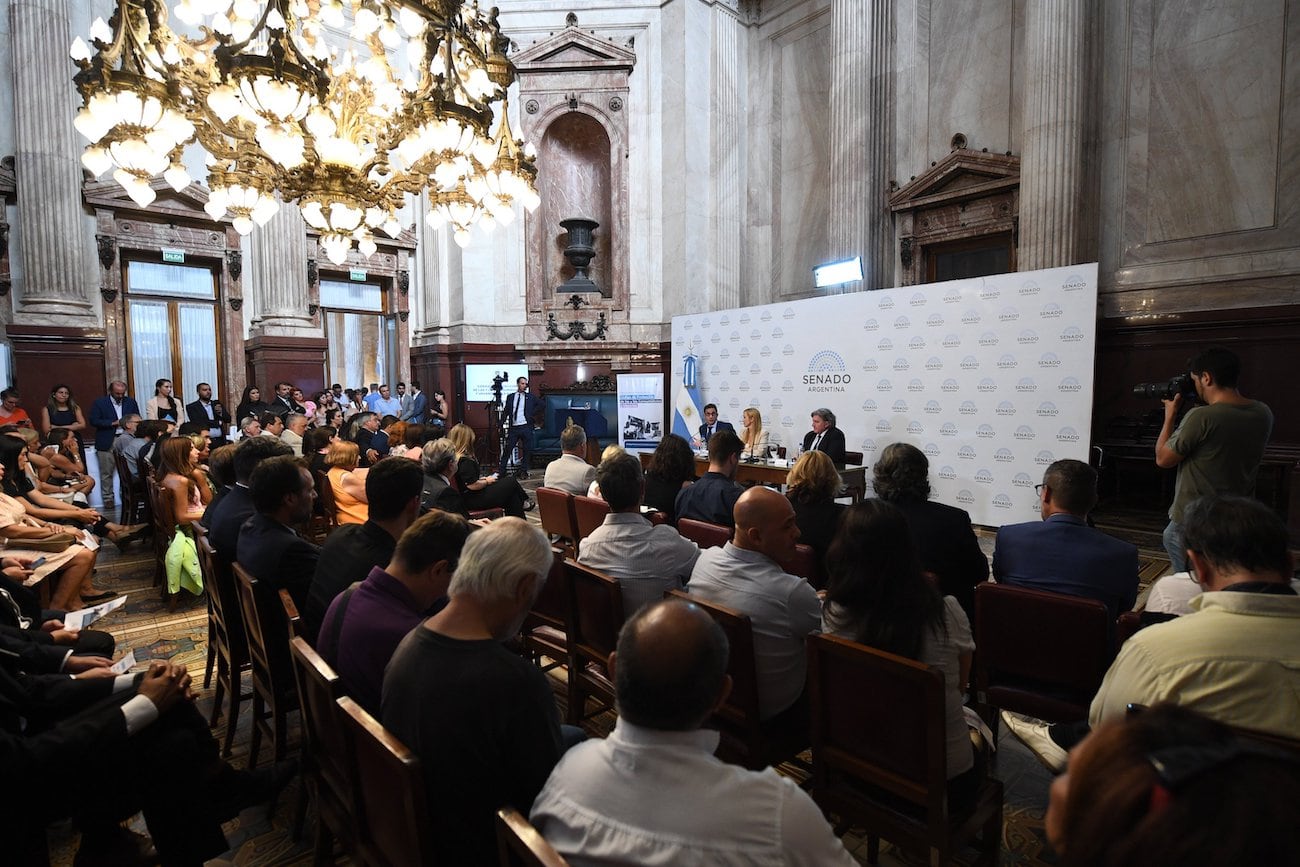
[381,517,565,865]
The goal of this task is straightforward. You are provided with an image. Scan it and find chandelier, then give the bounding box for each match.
[70,0,541,264]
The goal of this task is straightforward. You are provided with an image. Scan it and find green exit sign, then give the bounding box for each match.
[349,269,367,281]
[162,248,185,264]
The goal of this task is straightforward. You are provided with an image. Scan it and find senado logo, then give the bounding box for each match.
[907,421,924,434]
[1038,352,1062,368]
[996,354,1018,370]
[998,307,1020,323]
[781,415,795,427]
[759,380,772,392]
[863,318,879,332]
[749,364,762,375]
[976,424,996,439]
[978,331,1000,347]
[1013,425,1036,441]
[1059,376,1082,393]
[942,334,962,348]
[876,419,894,432]
[1018,281,1041,297]
[892,399,910,414]
[978,378,998,393]
[1035,449,1056,466]
[1060,326,1085,343]
[940,422,959,437]
[943,289,962,304]
[1018,329,1039,345]
[749,329,762,341]
[960,355,980,370]
[862,438,878,453]
[683,320,695,330]
[710,333,721,344]
[729,365,741,376]
[760,345,772,357]
[902,379,920,394]
[1016,377,1038,393]
[994,447,1015,463]
[878,295,895,310]
[1037,401,1060,417]
[1056,426,1081,443]
[894,315,911,330]
[956,489,976,505]
[1012,472,1034,488]
[909,336,927,351]
[992,493,1014,510]
[771,363,783,374]
[878,337,894,352]
[979,284,1001,301]
[927,313,945,327]
[924,400,942,414]
[739,312,750,324]
[975,468,994,484]
[893,358,911,372]
[941,378,960,392]
[770,399,784,410]
[877,378,893,392]
[782,380,794,392]
[782,308,796,319]
[719,349,730,359]
[738,347,750,359]
[1062,274,1087,292]
[719,315,730,326]
[729,331,741,343]
[961,309,982,325]
[719,381,731,391]
[710,365,721,377]
[729,398,742,410]
[862,399,878,412]
[910,292,927,307]
[760,310,772,321]
[771,327,785,339]
[996,401,1016,416]
[959,401,978,415]
[700,317,711,328]
[923,442,941,458]
[862,359,879,372]
[925,356,944,371]
[782,344,795,357]
[738,380,751,392]
[1040,302,1064,319]
[803,351,850,392]
[937,465,957,481]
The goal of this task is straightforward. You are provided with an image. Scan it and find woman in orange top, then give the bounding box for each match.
[325,440,369,524]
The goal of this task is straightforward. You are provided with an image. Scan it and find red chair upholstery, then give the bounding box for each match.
[563,559,624,725]
[806,633,1002,865]
[676,517,731,550]
[777,543,819,585]
[974,582,1113,732]
[536,487,579,554]
[572,495,611,542]
[496,807,570,866]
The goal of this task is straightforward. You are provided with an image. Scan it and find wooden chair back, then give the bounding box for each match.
[536,487,578,551]
[233,561,297,766]
[114,450,145,523]
[676,517,732,550]
[572,495,611,542]
[974,582,1113,722]
[521,548,569,667]
[279,588,305,641]
[337,695,435,866]
[496,807,570,867]
[843,450,864,466]
[288,637,357,851]
[562,559,624,723]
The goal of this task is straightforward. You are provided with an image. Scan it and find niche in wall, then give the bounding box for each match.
[540,112,612,297]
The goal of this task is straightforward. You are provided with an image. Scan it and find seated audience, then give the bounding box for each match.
[585,443,626,498]
[785,450,844,566]
[238,415,262,439]
[199,442,237,528]
[110,413,145,479]
[1045,704,1300,867]
[687,486,819,722]
[134,419,172,472]
[305,458,424,642]
[419,437,465,516]
[382,518,564,866]
[395,422,425,461]
[319,510,470,714]
[642,433,696,523]
[823,499,981,806]
[325,440,369,525]
[1004,495,1300,771]
[993,459,1138,621]
[234,385,268,428]
[352,412,389,466]
[302,425,335,477]
[532,599,856,865]
[873,442,989,617]
[177,422,212,465]
[258,411,284,440]
[674,429,744,527]
[158,436,210,526]
[206,437,293,562]
[542,423,596,495]
[448,423,531,517]
[739,406,771,460]
[279,412,308,456]
[578,453,700,616]
[0,564,115,660]
[1146,569,1300,617]
[235,455,320,610]
[39,429,94,502]
[384,420,409,457]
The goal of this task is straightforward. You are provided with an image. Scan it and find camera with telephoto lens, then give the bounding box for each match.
[1132,374,1197,401]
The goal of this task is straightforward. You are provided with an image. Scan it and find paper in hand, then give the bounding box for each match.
[108,649,136,675]
[63,594,127,630]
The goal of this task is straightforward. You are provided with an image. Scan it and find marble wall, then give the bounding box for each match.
[539,113,614,295]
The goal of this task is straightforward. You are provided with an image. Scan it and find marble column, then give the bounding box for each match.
[247,201,313,333]
[1018,0,1090,271]
[710,3,743,311]
[413,191,456,339]
[10,0,95,320]
[828,0,893,292]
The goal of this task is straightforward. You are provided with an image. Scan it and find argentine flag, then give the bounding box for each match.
[672,354,704,442]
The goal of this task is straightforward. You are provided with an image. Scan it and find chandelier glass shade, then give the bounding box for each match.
[71,0,541,264]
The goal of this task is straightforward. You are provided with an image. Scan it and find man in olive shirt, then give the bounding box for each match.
[1155,347,1272,572]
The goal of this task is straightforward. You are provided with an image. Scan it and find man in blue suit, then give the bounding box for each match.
[89,380,139,511]
[403,379,429,424]
[694,404,735,447]
[500,376,542,478]
[992,459,1138,621]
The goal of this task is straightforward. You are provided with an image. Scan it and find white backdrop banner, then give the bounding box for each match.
[670,264,1099,527]
[617,373,665,451]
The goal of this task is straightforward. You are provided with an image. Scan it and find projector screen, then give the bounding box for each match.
[465,363,530,406]
[670,264,1098,527]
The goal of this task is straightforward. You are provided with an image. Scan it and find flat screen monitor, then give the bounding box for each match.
[465,363,530,407]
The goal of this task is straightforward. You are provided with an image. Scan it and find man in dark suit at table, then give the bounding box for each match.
[500,376,542,479]
[235,455,321,612]
[89,380,140,512]
[800,408,847,465]
[186,382,232,448]
[992,458,1139,621]
[694,403,734,448]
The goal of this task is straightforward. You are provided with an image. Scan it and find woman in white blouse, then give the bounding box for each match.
[740,407,770,459]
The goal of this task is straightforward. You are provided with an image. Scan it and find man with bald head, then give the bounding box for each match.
[686,486,821,723]
[531,599,855,865]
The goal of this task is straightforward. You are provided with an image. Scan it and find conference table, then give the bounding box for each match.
[638,453,868,503]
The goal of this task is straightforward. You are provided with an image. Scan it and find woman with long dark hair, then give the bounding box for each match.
[235,385,268,428]
[145,378,180,422]
[158,436,210,526]
[823,499,980,807]
[40,384,89,454]
[643,434,696,523]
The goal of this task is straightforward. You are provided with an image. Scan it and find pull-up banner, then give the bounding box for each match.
[670,264,1098,527]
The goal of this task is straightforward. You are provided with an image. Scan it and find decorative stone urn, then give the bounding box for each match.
[558,217,600,293]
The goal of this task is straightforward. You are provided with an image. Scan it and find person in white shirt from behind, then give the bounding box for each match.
[542,424,596,495]
[531,598,856,866]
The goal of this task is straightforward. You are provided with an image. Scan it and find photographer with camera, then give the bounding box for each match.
[1153,347,1272,571]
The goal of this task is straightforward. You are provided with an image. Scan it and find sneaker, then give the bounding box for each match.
[524,498,536,512]
[1000,710,1069,772]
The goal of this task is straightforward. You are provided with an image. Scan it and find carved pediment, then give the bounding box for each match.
[890,149,1020,212]
[0,156,15,199]
[513,24,636,73]
[83,176,217,224]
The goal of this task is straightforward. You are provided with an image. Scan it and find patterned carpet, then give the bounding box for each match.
[43,502,1174,865]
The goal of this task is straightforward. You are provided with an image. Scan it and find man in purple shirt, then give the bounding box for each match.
[317,509,471,714]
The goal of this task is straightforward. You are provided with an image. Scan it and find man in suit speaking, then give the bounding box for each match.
[694,403,734,447]
[501,376,542,479]
[801,408,846,465]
